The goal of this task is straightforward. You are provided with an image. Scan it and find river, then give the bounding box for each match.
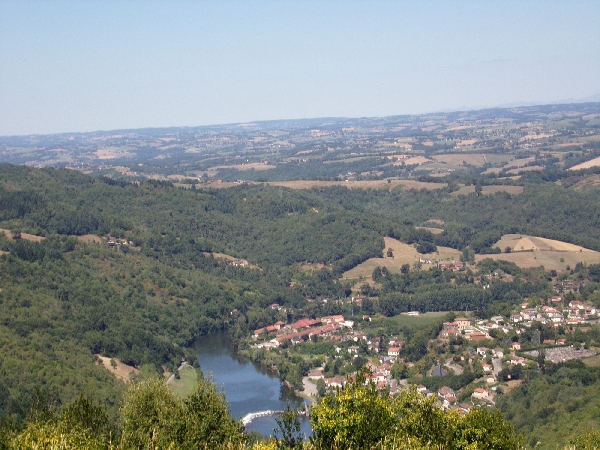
[195,332,312,437]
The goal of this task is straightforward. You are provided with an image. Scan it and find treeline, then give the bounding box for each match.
[0,165,386,272]
[373,263,549,316]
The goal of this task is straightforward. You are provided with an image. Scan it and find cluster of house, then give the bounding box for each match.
[308,364,492,413]
[512,299,596,326]
[438,261,464,272]
[439,317,492,341]
[439,299,596,346]
[415,258,464,271]
[252,315,355,349]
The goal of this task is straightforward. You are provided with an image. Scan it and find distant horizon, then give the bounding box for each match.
[1,1,598,136]
[1,96,599,138]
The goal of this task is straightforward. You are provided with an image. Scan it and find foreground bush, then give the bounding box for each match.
[309,371,522,450]
[5,371,597,449]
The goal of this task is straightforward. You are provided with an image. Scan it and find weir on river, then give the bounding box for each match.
[242,410,284,426]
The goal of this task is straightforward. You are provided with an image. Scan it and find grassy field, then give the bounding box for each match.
[169,364,199,398]
[0,228,45,242]
[361,312,450,335]
[569,156,600,171]
[582,353,600,368]
[494,234,593,252]
[475,251,600,272]
[342,238,462,280]
[475,234,600,272]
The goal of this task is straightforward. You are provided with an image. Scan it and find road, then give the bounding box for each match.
[492,358,502,376]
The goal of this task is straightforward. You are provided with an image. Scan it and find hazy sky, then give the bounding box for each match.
[1,1,599,136]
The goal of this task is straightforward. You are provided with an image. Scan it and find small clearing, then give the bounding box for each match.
[0,228,45,242]
[451,185,524,196]
[426,219,445,225]
[95,355,140,383]
[415,227,444,235]
[342,237,462,280]
[202,252,260,269]
[75,234,102,244]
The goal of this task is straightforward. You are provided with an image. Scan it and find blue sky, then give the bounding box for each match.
[1,0,599,135]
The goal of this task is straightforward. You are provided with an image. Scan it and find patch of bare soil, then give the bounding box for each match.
[95,355,140,383]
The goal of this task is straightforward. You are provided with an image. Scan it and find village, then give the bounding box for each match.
[246,293,598,415]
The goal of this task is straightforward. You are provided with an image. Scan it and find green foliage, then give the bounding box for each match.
[569,429,600,450]
[119,376,244,449]
[274,404,303,450]
[498,360,600,449]
[309,370,522,450]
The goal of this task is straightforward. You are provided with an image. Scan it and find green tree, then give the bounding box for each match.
[274,404,303,450]
[119,376,244,449]
[310,370,522,450]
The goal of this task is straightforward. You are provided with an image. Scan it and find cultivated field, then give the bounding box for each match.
[474,234,600,272]
[495,234,593,252]
[504,157,535,169]
[342,237,462,280]
[569,156,600,171]
[95,147,134,160]
[475,251,600,272]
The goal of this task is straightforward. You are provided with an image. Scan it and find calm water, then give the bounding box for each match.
[195,332,311,437]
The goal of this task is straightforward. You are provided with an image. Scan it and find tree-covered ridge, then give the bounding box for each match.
[312,180,600,253]
[0,165,386,272]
